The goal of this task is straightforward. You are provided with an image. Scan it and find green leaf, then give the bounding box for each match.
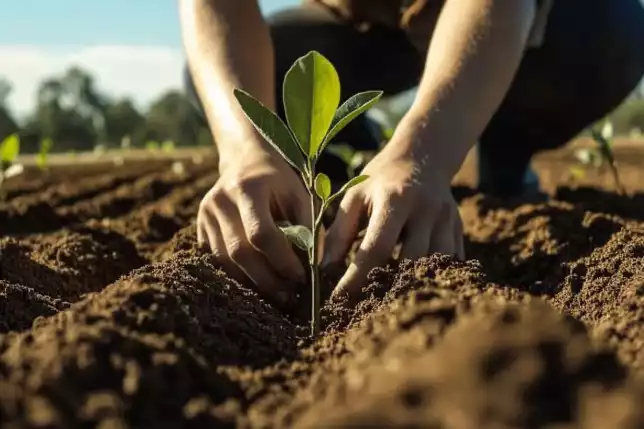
[234,88,306,172]
[0,134,20,163]
[278,224,314,252]
[319,91,383,155]
[283,51,340,158]
[327,174,369,206]
[314,173,331,201]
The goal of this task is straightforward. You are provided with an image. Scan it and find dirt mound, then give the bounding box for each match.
[1,156,644,428]
[1,226,146,302]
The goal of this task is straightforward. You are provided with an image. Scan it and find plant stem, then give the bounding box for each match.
[308,172,321,337]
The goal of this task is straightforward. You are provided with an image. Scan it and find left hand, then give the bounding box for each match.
[321,143,465,302]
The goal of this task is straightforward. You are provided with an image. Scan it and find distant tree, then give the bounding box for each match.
[23,67,105,152]
[103,98,144,147]
[134,89,208,146]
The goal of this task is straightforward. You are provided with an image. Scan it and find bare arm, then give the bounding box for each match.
[324,0,539,297]
[392,0,537,177]
[178,0,276,169]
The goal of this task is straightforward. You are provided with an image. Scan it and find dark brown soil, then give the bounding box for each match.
[1,147,644,428]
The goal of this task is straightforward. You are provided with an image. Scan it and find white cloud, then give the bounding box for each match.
[0,44,185,120]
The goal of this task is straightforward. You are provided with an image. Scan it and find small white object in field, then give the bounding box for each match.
[172,161,186,176]
[4,163,24,179]
[113,156,125,166]
[601,121,614,140]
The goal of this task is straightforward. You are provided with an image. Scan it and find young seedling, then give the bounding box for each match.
[591,121,625,196]
[161,140,176,153]
[145,140,160,152]
[233,50,382,336]
[572,121,625,195]
[36,137,54,172]
[0,133,23,189]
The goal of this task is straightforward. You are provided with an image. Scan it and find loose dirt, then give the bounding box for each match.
[1,147,644,428]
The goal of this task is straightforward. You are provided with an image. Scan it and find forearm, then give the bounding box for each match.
[179,0,275,167]
[394,0,536,178]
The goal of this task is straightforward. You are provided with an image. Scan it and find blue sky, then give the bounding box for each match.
[0,0,300,117]
[0,0,299,48]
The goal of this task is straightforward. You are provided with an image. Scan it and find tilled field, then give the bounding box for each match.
[1,148,644,428]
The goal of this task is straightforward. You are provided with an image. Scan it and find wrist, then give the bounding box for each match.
[217,134,280,172]
[387,109,473,179]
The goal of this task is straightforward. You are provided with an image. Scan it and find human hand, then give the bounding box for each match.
[321,144,465,302]
[197,151,311,306]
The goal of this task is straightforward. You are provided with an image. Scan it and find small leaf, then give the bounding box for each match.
[283,51,341,157]
[314,173,331,201]
[319,91,383,155]
[234,88,306,172]
[278,224,314,252]
[601,121,614,140]
[0,134,20,163]
[327,174,369,206]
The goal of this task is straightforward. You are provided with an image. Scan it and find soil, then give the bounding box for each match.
[1,146,644,428]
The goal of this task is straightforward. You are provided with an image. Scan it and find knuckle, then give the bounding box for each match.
[247,227,272,250]
[227,240,249,262]
[210,187,229,206]
[236,178,261,197]
[361,241,391,262]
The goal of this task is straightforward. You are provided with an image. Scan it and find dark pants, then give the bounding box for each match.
[185,0,644,196]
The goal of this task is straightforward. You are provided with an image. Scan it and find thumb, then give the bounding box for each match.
[321,192,364,268]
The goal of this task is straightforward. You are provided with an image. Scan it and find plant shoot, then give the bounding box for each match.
[233,50,382,336]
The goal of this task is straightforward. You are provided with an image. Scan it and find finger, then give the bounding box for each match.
[399,215,433,261]
[237,193,306,283]
[428,205,457,256]
[215,203,287,300]
[322,191,365,267]
[333,198,406,301]
[199,208,247,282]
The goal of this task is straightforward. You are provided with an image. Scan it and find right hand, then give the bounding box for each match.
[197,150,310,306]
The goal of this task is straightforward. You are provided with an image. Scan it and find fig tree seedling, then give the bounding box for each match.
[233,50,382,336]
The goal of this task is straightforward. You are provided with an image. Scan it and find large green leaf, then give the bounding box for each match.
[233,89,306,172]
[0,133,20,163]
[319,91,383,155]
[283,51,340,158]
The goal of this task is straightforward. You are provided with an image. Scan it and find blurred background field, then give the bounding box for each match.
[0,0,643,159]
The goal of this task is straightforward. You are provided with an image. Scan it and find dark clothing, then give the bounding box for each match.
[185,0,644,196]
